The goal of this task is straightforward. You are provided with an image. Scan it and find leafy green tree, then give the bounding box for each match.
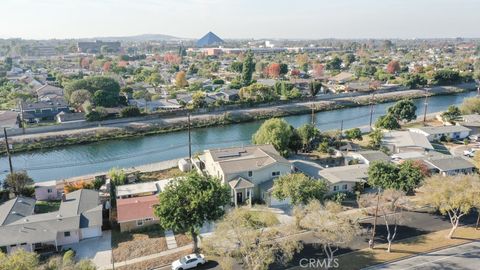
[296,124,320,151]
[308,81,322,97]
[120,106,141,118]
[69,89,91,108]
[252,118,295,157]
[402,73,427,89]
[441,105,461,123]
[279,63,289,75]
[65,76,120,106]
[155,172,230,252]
[239,83,276,102]
[375,114,401,130]
[85,107,108,121]
[344,128,363,141]
[343,53,356,67]
[433,69,461,85]
[387,99,417,123]
[108,168,127,186]
[272,173,328,206]
[368,161,423,193]
[242,51,255,86]
[397,160,425,193]
[0,249,39,270]
[229,61,243,73]
[190,91,206,109]
[368,161,399,190]
[145,73,163,91]
[326,56,342,71]
[3,171,34,196]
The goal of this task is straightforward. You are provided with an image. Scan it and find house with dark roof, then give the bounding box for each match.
[20,98,70,123]
[197,145,292,207]
[0,189,103,254]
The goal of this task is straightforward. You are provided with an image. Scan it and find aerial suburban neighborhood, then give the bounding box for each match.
[1,1,480,270]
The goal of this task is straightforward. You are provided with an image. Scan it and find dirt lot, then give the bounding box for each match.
[112,225,168,263]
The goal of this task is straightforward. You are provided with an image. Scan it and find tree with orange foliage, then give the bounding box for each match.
[164,53,182,65]
[175,71,188,88]
[265,63,281,78]
[386,60,401,74]
[64,181,93,194]
[102,62,112,73]
[312,63,324,79]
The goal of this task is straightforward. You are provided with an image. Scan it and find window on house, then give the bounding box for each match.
[64,231,71,237]
[272,171,280,177]
[246,190,250,198]
[144,218,153,222]
[333,186,338,191]
[342,184,348,190]
[248,171,253,177]
[137,220,144,226]
[47,189,52,193]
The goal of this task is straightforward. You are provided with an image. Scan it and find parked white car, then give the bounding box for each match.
[463,148,478,157]
[171,254,206,270]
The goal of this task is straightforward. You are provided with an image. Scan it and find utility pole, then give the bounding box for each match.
[340,120,344,138]
[423,89,429,124]
[369,94,375,129]
[3,128,13,174]
[370,191,381,248]
[188,112,192,160]
[311,104,315,126]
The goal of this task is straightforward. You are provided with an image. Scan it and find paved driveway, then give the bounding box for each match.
[63,230,112,270]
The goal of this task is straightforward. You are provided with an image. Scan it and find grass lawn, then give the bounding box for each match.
[337,226,480,270]
[35,201,61,214]
[112,224,168,263]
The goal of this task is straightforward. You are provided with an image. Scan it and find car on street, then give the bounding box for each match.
[463,148,478,157]
[171,254,206,270]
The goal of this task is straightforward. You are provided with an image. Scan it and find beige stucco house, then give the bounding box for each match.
[197,145,292,206]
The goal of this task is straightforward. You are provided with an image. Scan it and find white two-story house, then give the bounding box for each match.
[197,145,292,207]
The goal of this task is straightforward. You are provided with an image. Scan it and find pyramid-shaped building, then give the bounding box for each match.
[196,31,224,47]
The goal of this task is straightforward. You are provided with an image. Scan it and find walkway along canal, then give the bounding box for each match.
[0,91,476,182]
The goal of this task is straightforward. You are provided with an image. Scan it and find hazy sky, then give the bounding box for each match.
[2,0,479,39]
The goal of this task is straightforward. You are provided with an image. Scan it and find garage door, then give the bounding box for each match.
[81,227,102,239]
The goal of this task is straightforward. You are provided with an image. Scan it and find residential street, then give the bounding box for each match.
[365,241,480,270]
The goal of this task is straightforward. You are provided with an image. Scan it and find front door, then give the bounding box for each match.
[236,192,243,204]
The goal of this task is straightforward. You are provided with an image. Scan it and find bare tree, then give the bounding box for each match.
[202,207,303,270]
[359,189,406,252]
[300,201,360,266]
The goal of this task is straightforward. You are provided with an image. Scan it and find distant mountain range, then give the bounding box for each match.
[92,34,191,42]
